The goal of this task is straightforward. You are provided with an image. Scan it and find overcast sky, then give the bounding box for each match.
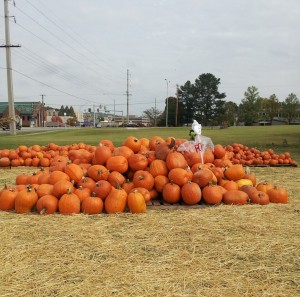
[1,0,299,116]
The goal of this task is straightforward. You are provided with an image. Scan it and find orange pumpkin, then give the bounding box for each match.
[202,184,223,205]
[58,190,81,215]
[104,187,128,214]
[224,164,245,181]
[128,153,148,171]
[162,182,181,204]
[222,190,248,205]
[149,159,168,177]
[267,187,288,203]
[132,170,154,190]
[81,193,104,214]
[106,155,128,174]
[93,144,112,165]
[248,190,269,205]
[168,167,190,187]
[127,190,147,213]
[64,163,84,183]
[181,181,201,205]
[166,151,187,170]
[0,187,17,211]
[123,136,142,153]
[15,185,39,214]
[87,165,109,182]
[36,194,59,214]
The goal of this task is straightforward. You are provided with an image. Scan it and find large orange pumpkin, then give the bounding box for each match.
[58,190,81,214]
[132,170,154,190]
[104,187,128,214]
[122,136,141,153]
[106,155,128,174]
[181,181,201,205]
[127,190,147,213]
[15,185,39,214]
[162,182,181,204]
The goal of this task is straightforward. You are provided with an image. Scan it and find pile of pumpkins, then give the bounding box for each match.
[0,136,289,215]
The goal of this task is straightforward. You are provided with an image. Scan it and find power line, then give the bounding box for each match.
[0,66,102,104]
[11,20,124,85]
[20,0,125,80]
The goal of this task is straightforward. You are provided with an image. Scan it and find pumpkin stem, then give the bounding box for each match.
[40,208,47,215]
[168,137,176,149]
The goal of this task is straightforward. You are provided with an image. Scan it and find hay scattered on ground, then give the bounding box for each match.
[0,166,299,297]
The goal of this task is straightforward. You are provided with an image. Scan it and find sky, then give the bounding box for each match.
[1,0,299,116]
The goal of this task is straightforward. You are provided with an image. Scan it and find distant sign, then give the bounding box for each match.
[107,116,113,122]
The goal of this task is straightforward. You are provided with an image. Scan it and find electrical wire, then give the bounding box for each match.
[13,0,125,82]
[28,0,124,76]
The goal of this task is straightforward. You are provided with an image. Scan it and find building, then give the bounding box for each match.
[0,101,46,127]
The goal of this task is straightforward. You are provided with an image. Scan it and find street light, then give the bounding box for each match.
[165,79,169,127]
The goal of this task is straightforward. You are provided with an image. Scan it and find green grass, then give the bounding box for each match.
[1,125,299,162]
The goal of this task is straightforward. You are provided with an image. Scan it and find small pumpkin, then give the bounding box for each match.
[202,184,223,205]
[128,153,148,171]
[222,190,248,205]
[52,180,75,198]
[81,192,104,214]
[154,137,175,161]
[64,163,84,183]
[248,190,269,205]
[36,194,59,214]
[58,189,81,215]
[15,185,39,214]
[181,181,201,205]
[104,186,128,214]
[0,186,17,211]
[92,180,112,200]
[93,144,112,165]
[132,170,154,190]
[192,168,214,188]
[168,167,190,187]
[87,165,109,182]
[127,190,147,213]
[267,187,288,204]
[162,182,181,204]
[224,164,245,181]
[123,136,142,153]
[149,159,168,177]
[106,155,128,174]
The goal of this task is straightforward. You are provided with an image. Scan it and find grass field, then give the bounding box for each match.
[1,125,300,162]
[0,125,300,296]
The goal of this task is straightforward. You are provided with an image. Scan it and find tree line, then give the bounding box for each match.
[144,73,300,127]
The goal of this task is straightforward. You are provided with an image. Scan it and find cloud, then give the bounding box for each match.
[0,0,299,114]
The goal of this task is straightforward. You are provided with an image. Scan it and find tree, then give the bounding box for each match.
[58,105,65,116]
[143,107,162,126]
[193,73,226,126]
[282,93,300,124]
[259,94,280,124]
[177,81,195,126]
[223,101,238,126]
[69,106,77,119]
[238,86,260,125]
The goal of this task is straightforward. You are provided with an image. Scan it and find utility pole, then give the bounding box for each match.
[40,94,45,127]
[165,79,169,127]
[175,84,179,127]
[1,0,21,135]
[126,69,129,125]
[154,97,157,127]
